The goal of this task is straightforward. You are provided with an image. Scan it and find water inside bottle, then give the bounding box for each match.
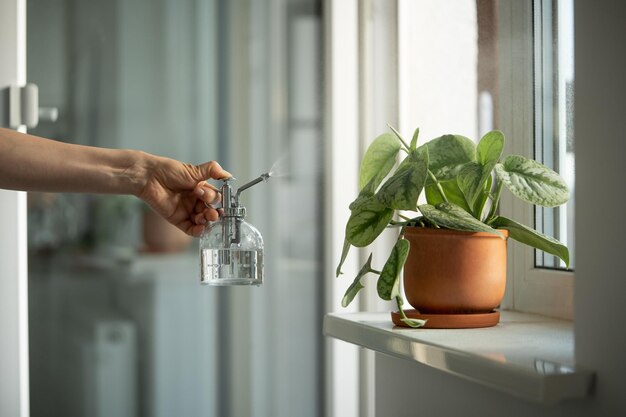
[200,248,263,286]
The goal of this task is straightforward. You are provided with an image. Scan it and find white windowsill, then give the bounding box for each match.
[323,310,594,404]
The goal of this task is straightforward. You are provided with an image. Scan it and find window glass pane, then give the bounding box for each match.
[534,0,575,269]
[26,1,324,416]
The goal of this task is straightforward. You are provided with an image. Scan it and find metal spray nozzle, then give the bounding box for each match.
[235,172,271,202]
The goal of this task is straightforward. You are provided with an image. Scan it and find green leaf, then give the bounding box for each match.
[458,160,497,216]
[421,134,476,182]
[410,127,420,150]
[425,181,472,213]
[336,238,351,277]
[400,318,426,328]
[494,155,569,207]
[377,239,410,300]
[348,192,372,211]
[359,133,402,190]
[361,176,380,196]
[491,216,570,267]
[395,296,426,328]
[376,146,429,210]
[477,130,505,166]
[341,253,377,307]
[346,195,394,247]
[457,162,484,209]
[419,203,504,237]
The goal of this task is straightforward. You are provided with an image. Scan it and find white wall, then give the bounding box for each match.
[398,0,478,142]
[374,3,626,416]
[573,1,626,414]
[375,353,592,417]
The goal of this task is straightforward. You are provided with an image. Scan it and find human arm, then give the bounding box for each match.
[0,128,231,236]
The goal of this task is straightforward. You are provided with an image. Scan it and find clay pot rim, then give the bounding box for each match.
[403,226,509,239]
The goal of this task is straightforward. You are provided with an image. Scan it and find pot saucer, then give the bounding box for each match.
[391,309,500,329]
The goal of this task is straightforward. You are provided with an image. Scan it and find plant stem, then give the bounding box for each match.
[387,124,411,151]
[390,215,424,228]
[486,180,504,223]
[427,170,449,203]
[474,190,489,222]
[395,296,424,328]
[388,220,411,228]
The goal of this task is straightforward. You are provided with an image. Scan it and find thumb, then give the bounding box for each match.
[196,161,232,181]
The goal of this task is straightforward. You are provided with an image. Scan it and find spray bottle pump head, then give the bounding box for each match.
[220,179,246,218]
[219,172,271,217]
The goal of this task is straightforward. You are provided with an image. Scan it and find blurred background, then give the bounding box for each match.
[26,0,323,416]
[20,0,576,416]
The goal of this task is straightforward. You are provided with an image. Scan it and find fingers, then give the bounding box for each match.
[194,200,206,214]
[197,161,232,181]
[187,224,206,238]
[177,206,221,238]
[190,179,223,229]
[187,165,229,232]
[192,205,220,225]
[193,212,207,225]
[193,182,221,205]
[193,208,219,224]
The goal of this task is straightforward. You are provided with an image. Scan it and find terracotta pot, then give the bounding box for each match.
[402,227,509,314]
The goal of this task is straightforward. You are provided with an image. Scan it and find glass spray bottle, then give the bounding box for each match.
[199,174,269,286]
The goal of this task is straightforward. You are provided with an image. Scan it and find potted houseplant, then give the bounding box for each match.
[336,126,570,328]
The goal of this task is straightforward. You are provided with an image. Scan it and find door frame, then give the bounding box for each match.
[0,0,30,416]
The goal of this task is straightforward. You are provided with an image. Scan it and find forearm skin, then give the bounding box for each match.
[0,127,152,196]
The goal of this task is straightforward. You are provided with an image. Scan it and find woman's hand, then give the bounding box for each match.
[137,156,232,237]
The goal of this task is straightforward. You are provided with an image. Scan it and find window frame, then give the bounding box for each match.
[497,0,574,320]
[0,0,30,416]
[323,1,361,417]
